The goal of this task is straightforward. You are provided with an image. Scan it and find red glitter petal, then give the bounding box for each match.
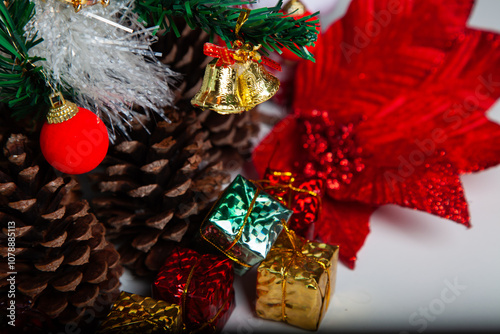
[253,0,500,268]
[316,199,376,269]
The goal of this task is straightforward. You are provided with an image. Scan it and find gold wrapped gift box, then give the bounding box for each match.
[256,228,339,330]
[97,292,182,334]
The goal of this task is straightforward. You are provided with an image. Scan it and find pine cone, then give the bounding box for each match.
[91,104,230,276]
[0,134,122,326]
[197,107,260,169]
[153,18,211,101]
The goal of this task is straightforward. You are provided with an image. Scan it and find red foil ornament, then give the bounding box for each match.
[152,247,235,333]
[259,169,323,240]
[40,94,109,175]
[253,0,500,268]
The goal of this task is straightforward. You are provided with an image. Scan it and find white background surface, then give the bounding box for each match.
[121,1,500,333]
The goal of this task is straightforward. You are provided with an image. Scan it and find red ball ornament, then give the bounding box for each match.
[280,0,318,61]
[40,93,109,174]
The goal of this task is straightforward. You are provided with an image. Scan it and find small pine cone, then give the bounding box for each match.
[0,134,122,326]
[91,105,230,276]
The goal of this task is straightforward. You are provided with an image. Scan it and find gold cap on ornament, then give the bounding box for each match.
[46,92,79,124]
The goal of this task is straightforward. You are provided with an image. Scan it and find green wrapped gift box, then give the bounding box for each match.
[200,174,293,275]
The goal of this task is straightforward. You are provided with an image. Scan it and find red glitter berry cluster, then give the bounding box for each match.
[300,110,365,191]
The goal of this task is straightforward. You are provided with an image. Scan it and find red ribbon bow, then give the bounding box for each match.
[203,43,282,72]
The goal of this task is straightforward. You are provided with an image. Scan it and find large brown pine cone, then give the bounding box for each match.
[0,133,122,326]
[197,107,260,169]
[90,104,230,276]
[153,18,211,101]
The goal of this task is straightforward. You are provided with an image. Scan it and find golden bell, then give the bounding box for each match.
[236,61,280,110]
[191,59,245,114]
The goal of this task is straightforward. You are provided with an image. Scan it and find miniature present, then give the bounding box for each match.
[97,292,182,334]
[199,174,293,275]
[259,169,323,240]
[152,247,235,333]
[256,226,339,330]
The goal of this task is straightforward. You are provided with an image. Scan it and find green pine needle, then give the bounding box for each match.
[0,0,50,120]
[134,0,319,61]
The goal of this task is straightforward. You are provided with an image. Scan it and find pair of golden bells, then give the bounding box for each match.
[191,42,280,114]
[191,10,280,114]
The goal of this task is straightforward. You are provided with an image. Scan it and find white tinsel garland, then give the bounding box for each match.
[25,0,178,140]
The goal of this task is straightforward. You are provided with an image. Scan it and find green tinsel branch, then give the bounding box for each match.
[134,0,319,61]
[0,0,51,119]
[0,0,318,120]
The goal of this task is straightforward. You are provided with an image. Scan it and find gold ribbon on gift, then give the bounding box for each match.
[181,257,202,325]
[191,294,233,333]
[253,171,322,213]
[180,256,233,333]
[224,187,260,251]
[278,223,331,327]
[200,186,262,269]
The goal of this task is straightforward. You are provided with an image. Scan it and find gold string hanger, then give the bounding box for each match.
[234,8,250,43]
[233,9,262,59]
[59,0,110,12]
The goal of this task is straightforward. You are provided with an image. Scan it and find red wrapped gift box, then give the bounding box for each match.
[152,247,235,333]
[260,169,323,240]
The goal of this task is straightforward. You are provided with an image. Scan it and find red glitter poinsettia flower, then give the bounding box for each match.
[253,0,500,268]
